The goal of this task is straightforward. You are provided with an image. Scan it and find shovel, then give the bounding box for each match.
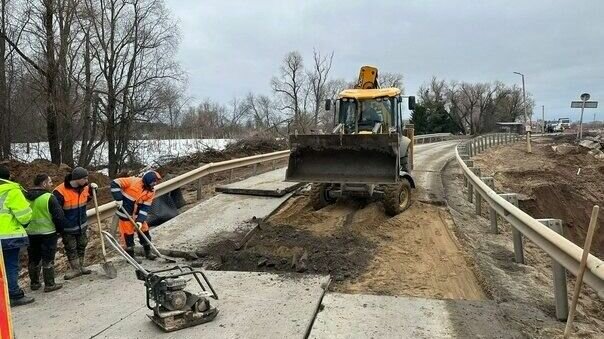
[118,205,177,263]
[92,189,118,279]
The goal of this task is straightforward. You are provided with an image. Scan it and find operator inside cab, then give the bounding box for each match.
[360,105,382,124]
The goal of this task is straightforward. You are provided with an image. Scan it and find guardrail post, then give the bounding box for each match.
[468,141,474,156]
[463,160,474,188]
[272,160,276,170]
[467,167,475,202]
[196,178,203,200]
[253,163,258,176]
[230,169,234,182]
[482,177,498,233]
[458,144,468,156]
[499,193,524,264]
[482,136,486,152]
[473,168,482,214]
[536,218,568,321]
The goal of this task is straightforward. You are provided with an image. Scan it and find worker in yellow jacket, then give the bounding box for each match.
[0,166,34,307]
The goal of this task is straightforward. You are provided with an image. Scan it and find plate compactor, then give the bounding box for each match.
[102,231,219,332]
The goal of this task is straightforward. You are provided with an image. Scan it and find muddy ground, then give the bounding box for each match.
[445,148,603,338]
[472,135,604,257]
[200,193,485,300]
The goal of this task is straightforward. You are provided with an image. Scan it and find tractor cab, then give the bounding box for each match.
[327,87,415,135]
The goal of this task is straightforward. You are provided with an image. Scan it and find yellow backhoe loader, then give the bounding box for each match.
[286,66,416,216]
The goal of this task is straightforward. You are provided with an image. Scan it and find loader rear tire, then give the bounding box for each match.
[383,180,412,216]
[310,183,334,210]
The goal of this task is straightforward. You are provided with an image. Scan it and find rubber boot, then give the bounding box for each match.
[126,248,142,264]
[143,246,157,261]
[79,258,92,275]
[28,263,42,291]
[43,267,63,292]
[64,259,83,280]
[10,295,35,307]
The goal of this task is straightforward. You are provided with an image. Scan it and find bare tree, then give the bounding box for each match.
[271,51,306,132]
[155,81,188,139]
[306,49,333,128]
[0,0,10,159]
[420,77,532,134]
[379,72,404,92]
[84,0,182,176]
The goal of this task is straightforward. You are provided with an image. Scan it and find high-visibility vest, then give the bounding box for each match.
[111,177,154,223]
[26,193,55,235]
[0,180,31,241]
[54,183,89,233]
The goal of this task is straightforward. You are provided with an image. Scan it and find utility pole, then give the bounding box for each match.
[514,72,531,153]
[542,105,545,133]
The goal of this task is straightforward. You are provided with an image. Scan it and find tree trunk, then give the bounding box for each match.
[44,0,60,164]
[107,85,117,177]
[78,31,92,166]
[0,0,9,159]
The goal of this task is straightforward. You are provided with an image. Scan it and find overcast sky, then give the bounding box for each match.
[165,0,604,122]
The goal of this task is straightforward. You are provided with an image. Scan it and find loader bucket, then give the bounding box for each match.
[286,134,400,184]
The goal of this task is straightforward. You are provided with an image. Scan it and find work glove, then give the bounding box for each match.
[114,200,123,209]
[90,182,98,190]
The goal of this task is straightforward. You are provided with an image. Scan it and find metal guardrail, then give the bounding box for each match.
[86,150,290,223]
[414,132,456,144]
[456,134,604,302]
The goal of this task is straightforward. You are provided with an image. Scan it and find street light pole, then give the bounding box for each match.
[514,71,531,153]
[542,105,545,133]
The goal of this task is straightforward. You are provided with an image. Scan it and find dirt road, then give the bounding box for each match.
[206,140,485,299]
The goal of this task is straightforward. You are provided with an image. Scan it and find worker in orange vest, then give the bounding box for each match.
[111,171,161,263]
[53,167,97,280]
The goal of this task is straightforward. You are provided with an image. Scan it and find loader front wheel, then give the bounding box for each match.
[383,180,412,216]
[310,183,334,210]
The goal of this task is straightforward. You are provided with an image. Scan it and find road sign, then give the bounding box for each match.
[572,94,599,140]
[0,244,14,339]
[571,101,598,108]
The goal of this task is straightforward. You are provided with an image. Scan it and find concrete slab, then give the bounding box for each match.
[151,192,292,254]
[12,265,144,339]
[12,262,329,339]
[215,167,302,197]
[309,293,520,338]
